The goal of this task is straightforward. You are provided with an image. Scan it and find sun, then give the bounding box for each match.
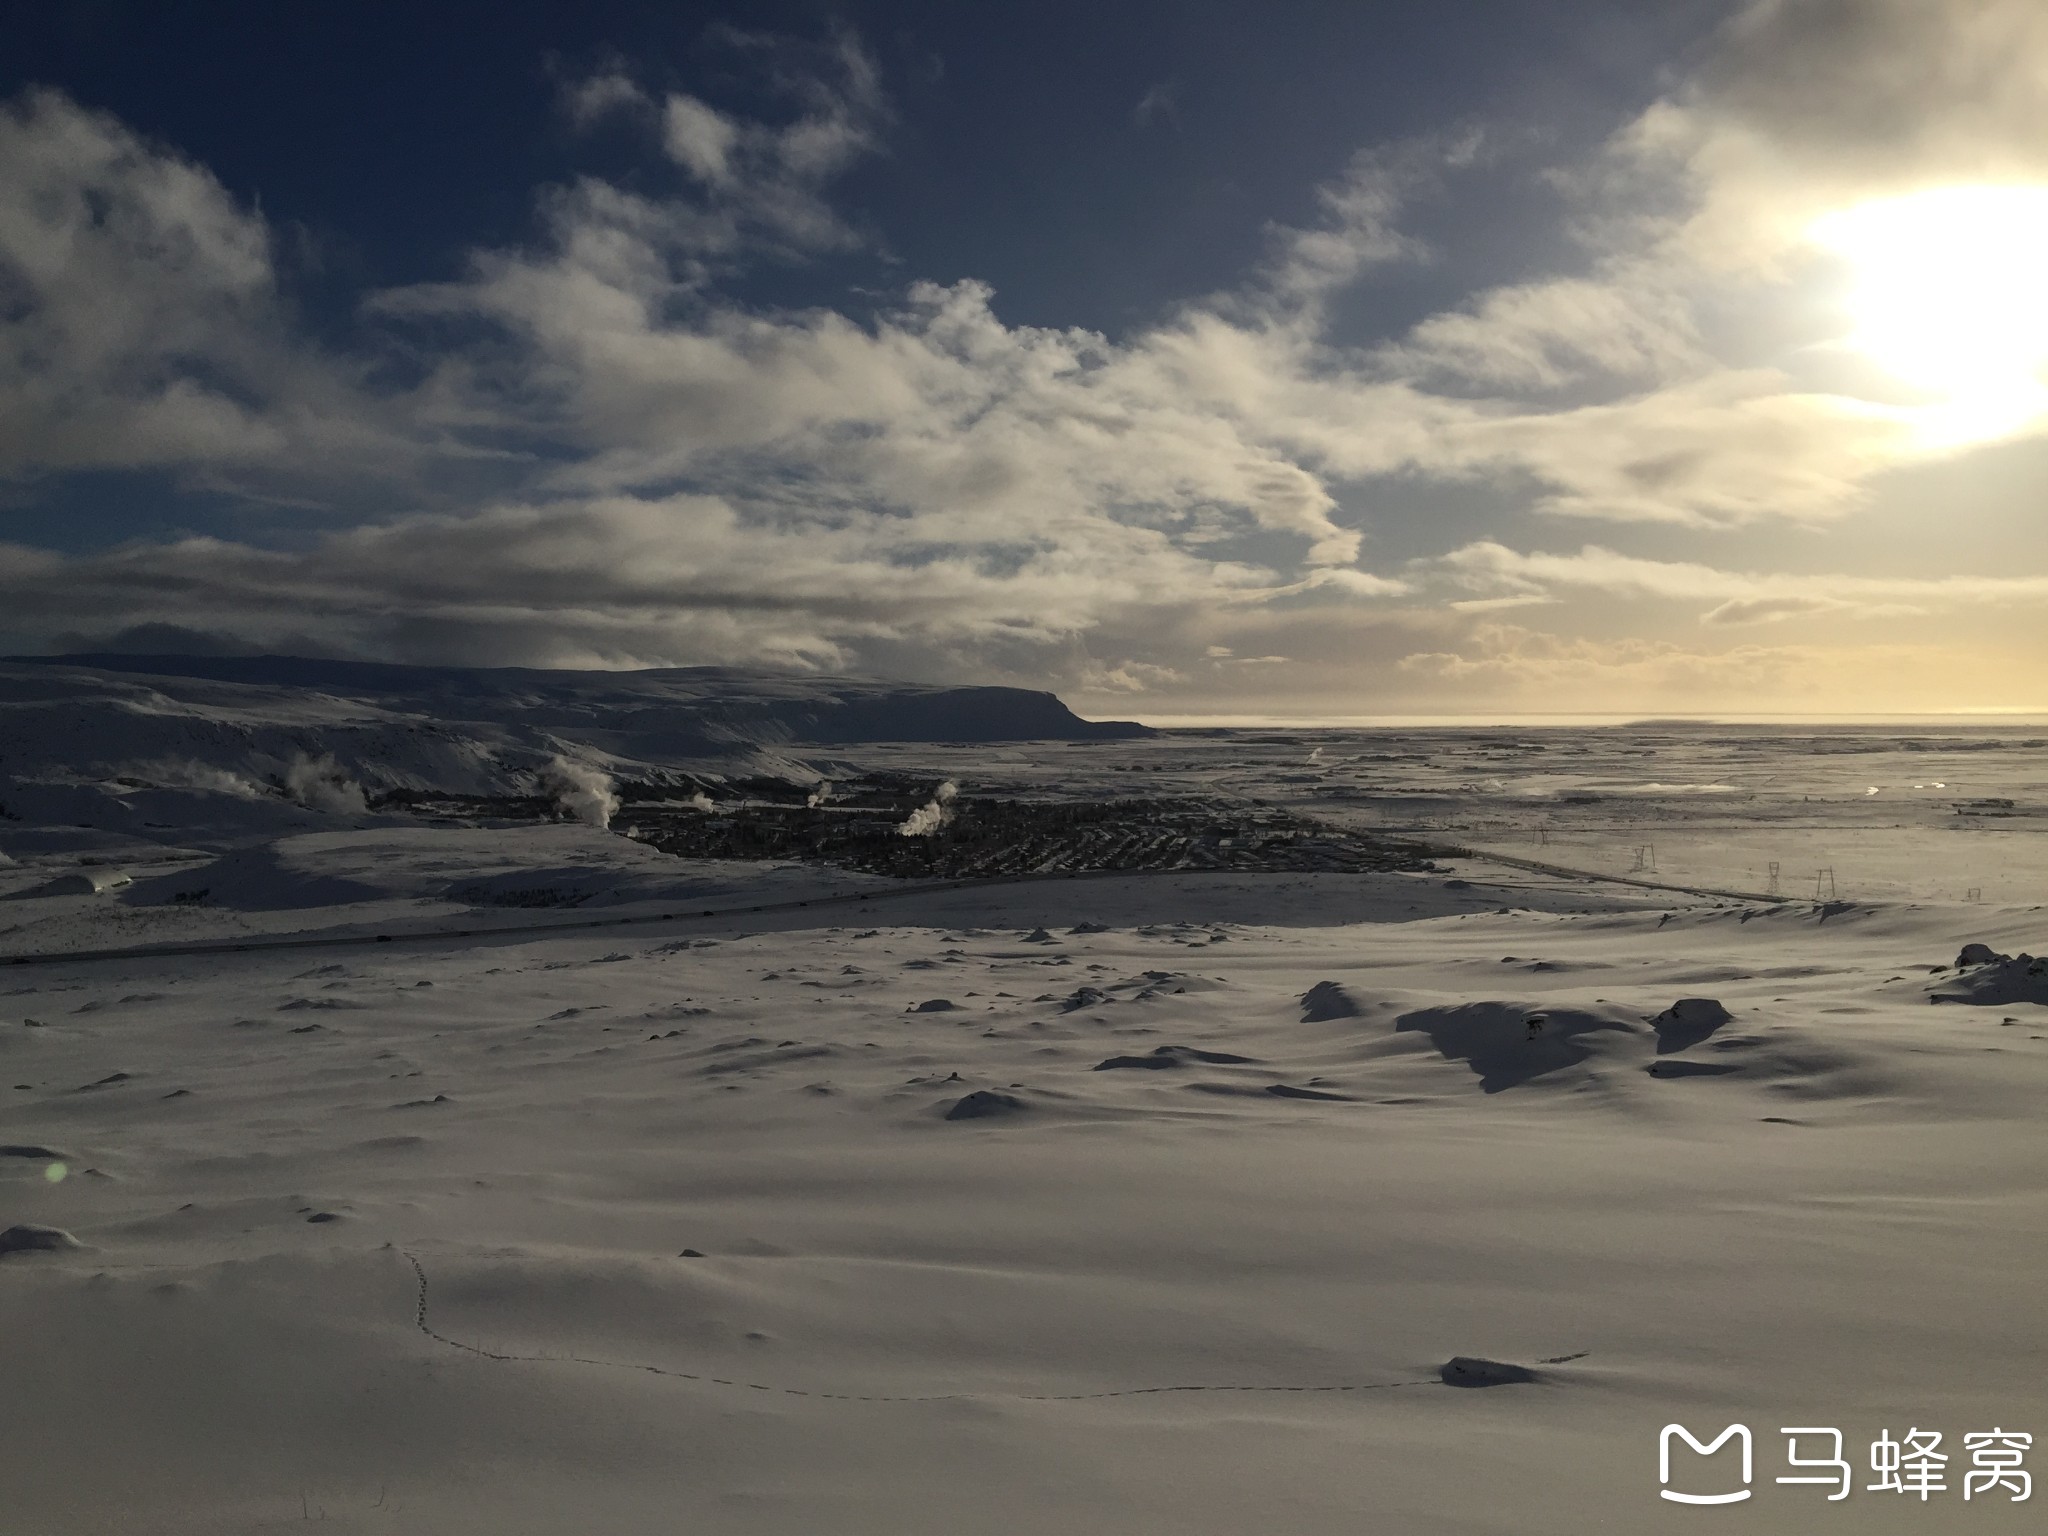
[1808,185,2048,444]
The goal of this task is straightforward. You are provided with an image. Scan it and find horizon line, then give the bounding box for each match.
[1107,710,2048,730]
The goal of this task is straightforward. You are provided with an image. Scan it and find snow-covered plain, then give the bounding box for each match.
[3,669,2047,1534]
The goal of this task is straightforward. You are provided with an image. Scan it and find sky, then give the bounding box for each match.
[3,0,2047,721]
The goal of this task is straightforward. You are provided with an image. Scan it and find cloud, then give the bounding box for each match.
[1383,617,2043,715]
[1390,271,1704,391]
[1697,593,1855,625]
[1655,0,2048,268]
[554,29,886,260]
[1447,594,1559,614]
[1395,621,1820,698]
[381,239,1400,578]
[560,70,648,129]
[662,95,742,184]
[0,89,429,493]
[0,474,1386,676]
[1455,375,1916,526]
[1384,621,1948,714]
[4,7,2048,713]
[1429,540,2048,623]
[1252,138,1454,315]
[652,33,883,252]
[47,621,272,657]
[1347,0,2048,523]
[1079,658,1186,692]
[1132,82,1180,131]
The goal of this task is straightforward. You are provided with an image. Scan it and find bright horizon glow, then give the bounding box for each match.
[1114,711,2048,730]
[1810,185,2048,445]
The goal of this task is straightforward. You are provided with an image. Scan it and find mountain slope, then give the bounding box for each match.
[0,655,1149,834]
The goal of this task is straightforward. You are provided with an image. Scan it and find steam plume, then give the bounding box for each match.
[545,756,620,829]
[897,780,958,837]
[284,753,368,814]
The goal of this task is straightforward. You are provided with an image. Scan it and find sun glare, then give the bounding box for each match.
[1809,185,2048,443]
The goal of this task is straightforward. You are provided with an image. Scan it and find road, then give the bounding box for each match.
[0,848,1788,971]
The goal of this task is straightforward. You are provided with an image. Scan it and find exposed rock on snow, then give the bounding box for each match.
[1395,1003,1638,1092]
[1300,980,1364,1022]
[1645,1059,1744,1079]
[1093,1045,1258,1070]
[1651,997,1734,1053]
[1931,952,2048,1007]
[0,1223,81,1256]
[1439,1356,1539,1388]
[944,1089,1028,1120]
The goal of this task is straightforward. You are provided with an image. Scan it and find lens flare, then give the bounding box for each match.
[1809,185,2048,443]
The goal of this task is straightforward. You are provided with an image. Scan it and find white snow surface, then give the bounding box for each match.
[3,873,2046,1530]
[3,702,2047,1533]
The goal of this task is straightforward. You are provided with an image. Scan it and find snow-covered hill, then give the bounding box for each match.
[0,655,1147,828]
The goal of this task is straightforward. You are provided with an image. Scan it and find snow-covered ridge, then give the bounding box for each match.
[0,654,1149,801]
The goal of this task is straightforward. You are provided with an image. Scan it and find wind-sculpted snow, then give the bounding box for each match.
[6,675,2048,1536]
[2,829,2044,1533]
